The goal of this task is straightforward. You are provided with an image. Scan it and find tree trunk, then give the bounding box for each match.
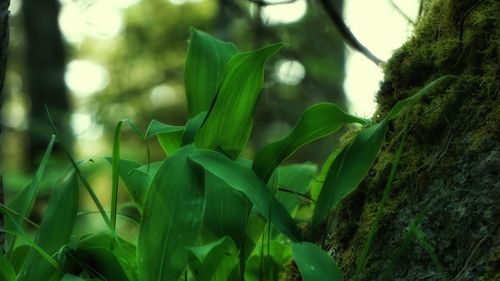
[317,0,499,280]
[0,0,10,253]
[22,0,71,167]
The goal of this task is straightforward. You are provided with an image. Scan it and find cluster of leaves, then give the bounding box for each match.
[0,28,455,281]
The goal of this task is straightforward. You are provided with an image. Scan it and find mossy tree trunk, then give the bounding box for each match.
[314,0,498,280]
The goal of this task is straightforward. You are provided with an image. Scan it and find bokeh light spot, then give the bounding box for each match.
[275,59,306,86]
[65,60,110,98]
[260,0,307,25]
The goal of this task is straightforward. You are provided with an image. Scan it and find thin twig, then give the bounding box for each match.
[389,0,415,24]
[452,235,490,281]
[246,0,297,6]
[418,0,425,19]
[459,0,487,48]
[318,0,384,66]
[277,187,315,202]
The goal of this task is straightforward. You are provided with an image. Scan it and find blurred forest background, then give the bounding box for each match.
[0,0,418,228]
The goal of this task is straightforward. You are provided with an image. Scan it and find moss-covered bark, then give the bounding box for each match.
[303,0,499,280]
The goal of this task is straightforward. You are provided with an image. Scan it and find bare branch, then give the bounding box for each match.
[318,0,384,66]
[246,0,297,6]
[389,0,415,24]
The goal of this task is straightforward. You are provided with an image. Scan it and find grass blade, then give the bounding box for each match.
[312,121,388,234]
[354,127,407,280]
[104,158,150,212]
[253,103,369,181]
[46,106,111,229]
[385,75,456,121]
[185,28,238,117]
[5,134,56,254]
[111,121,123,243]
[18,171,79,281]
[0,253,16,281]
[195,43,285,159]
[138,145,205,281]
[292,242,343,281]
[189,149,302,242]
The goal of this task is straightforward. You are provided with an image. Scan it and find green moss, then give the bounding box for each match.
[322,0,499,280]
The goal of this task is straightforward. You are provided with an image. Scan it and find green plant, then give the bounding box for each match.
[0,28,455,281]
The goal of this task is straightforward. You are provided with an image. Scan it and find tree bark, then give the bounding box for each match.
[316,0,499,280]
[22,0,71,167]
[0,0,9,254]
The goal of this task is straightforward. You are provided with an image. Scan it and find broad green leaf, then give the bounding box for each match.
[185,28,238,117]
[136,161,163,180]
[188,149,302,242]
[244,254,283,281]
[18,171,79,281]
[138,145,205,281]
[195,43,285,159]
[189,236,239,281]
[292,242,343,281]
[74,232,139,281]
[385,75,456,121]
[312,121,388,233]
[6,135,56,253]
[253,103,369,181]
[182,111,208,145]
[272,164,317,213]
[311,146,343,201]
[203,173,251,252]
[0,253,16,281]
[10,244,30,272]
[146,119,184,156]
[2,228,60,273]
[61,247,130,281]
[104,158,149,211]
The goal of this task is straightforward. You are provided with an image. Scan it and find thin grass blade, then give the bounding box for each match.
[18,171,79,281]
[46,106,111,228]
[0,253,16,281]
[5,135,56,254]
[111,121,123,240]
[385,75,456,121]
[354,128,407,280]
[104,158,149,211]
